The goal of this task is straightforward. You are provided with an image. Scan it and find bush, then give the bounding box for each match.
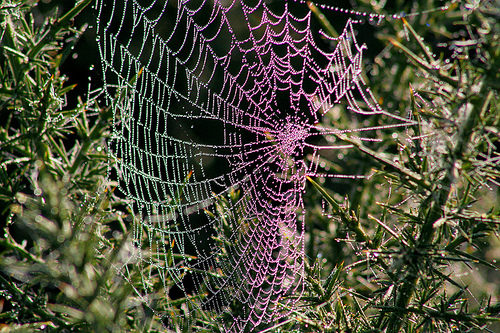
[0,1,161,331]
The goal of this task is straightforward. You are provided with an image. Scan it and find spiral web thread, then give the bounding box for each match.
[96,0,415,330]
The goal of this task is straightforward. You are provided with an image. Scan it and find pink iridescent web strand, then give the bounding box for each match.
[97,0,414,331]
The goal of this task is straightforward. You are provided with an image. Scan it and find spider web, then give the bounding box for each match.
[96,0,413,330]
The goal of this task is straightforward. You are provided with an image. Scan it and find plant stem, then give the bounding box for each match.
[27,0,93,59]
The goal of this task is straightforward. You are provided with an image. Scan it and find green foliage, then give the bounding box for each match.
[0,0,499,332]
[0,1,163,331]
[298,1,500,332]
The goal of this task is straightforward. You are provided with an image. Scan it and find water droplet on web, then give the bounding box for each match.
[96,0,420,329]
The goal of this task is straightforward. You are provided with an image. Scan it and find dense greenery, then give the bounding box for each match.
[0,0,499,332]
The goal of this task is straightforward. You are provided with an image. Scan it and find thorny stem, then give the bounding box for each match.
[68,106,111,174]
[27,0,93,59]
[335,133,432,191]
[307,176,400,283]
[307,1,339,38]
[385,83,487,332]
[307,176,372,245]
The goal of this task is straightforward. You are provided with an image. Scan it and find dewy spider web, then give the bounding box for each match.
[96,0,414,330]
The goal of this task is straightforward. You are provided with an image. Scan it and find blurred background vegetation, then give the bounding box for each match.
[0,0,499,332]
